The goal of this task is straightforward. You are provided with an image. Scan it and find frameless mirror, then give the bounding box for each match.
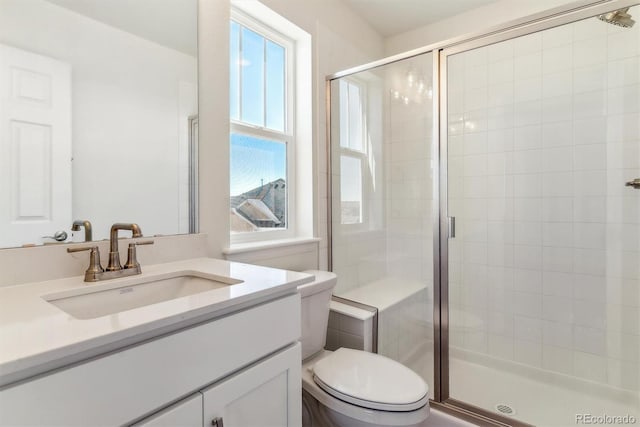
[0,0,198,248]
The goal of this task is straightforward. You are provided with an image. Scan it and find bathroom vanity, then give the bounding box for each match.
[0,258,310,426]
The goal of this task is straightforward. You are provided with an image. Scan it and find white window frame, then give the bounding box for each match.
[230,9,296,244]
[338,77,369,230]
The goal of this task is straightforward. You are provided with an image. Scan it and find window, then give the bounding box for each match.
[229,11,294,239]
[338,79,367,225]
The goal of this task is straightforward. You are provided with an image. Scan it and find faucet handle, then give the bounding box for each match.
[133,240,154,246]
[67,246,104,282]
[67,245,94,253]
[124,240,154,271]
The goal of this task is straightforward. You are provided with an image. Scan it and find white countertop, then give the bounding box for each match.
[0,257,313,386]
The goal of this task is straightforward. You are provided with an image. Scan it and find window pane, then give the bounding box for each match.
[266,40,285,132]
[348,83,363,151]
[339,80,349,148]
[241,27,264,126]
[340,155,362,224]
[230,21,240,121]
[230,133,287,232]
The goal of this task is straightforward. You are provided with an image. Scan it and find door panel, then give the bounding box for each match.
[202,344,301,427]
[0,44,71,246]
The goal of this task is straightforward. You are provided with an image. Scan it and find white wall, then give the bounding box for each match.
[385,0,580,56]
[0,0,197,241]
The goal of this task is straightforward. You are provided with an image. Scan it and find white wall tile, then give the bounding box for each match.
[573,19,607,42]
[608,57,639,88]
[608,85,640,115]
[542,172,573,197]
[543,24,573,49]
[514,198,541,222]
[573,90,606,119]
[487,129,514,152]
[543,295,573,323]
[488,334,514,360]
[543,70,572,98]
[514,173,542,197]
[574,37,606,68]
[543,222,573,247]
[574,64,607,94]
[574,351,607,383]
[542,94,573,123]
[488,39,514,62]
[488,59,514,85]
[464,65,488,90]
[542,197,573,222]
[573,197,606,223]
[514,33,542,57]
[513,291,542,317]
[514,268,542,293]
[543,44,572,75]
[606,113,640,142]
[542,272,573,297]
[573,117,609,145]
[515,339,543,367]
[515,77,542,103]
[543,345,574,375]
[488,83,515,107]
[608,30,638,61]
[543,319,573,348]
[514,100,542,126]
[542,247,573,273]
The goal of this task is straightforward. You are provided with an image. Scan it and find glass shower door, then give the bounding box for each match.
[329,52,437,397]
[445,7,640,426]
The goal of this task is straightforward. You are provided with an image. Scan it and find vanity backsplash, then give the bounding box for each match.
[0,234,208,287]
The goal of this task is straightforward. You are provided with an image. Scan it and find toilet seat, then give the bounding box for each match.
[312,348,429,412]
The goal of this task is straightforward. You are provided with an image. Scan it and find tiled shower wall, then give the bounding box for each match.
[447,17,640,391]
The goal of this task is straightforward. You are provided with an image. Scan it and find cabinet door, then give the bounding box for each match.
[133,393,203,427]
[203,343,301,427]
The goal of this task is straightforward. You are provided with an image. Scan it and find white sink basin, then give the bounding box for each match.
[43,272,243,319]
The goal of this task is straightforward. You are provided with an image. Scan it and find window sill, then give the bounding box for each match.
[223,237,320,256]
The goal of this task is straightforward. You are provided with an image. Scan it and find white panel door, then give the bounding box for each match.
[0,44,71,247]
[202,344,302,427]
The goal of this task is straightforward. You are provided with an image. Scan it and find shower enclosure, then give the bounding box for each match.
[328,1,640,425]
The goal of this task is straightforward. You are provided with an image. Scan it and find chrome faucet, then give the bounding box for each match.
[67,223,153,282]
[107,223,142,271]
[71,220,92,242]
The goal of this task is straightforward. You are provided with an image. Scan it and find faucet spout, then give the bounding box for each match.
[107,223,143,271]
[71,220,93,242]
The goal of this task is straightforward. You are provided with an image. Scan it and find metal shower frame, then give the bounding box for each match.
[325,0,638,425]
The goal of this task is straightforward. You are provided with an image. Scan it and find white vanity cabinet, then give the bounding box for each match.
[0,293,302,427]
[135,345,301,427]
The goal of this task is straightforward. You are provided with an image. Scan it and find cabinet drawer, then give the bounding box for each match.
[0,294,300,426]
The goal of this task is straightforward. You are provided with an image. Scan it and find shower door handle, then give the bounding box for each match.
[626,178,640,189]
[448,216,456,238]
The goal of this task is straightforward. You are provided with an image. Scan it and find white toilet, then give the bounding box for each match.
[299,270,430,427]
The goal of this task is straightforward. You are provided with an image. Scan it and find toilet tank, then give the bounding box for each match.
[299,270,337,360]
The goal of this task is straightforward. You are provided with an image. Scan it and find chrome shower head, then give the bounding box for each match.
[598,7,635,28]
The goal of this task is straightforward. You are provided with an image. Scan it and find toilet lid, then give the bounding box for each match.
[312,348,429,412]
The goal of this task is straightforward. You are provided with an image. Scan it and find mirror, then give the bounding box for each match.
[0,0,198,248]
